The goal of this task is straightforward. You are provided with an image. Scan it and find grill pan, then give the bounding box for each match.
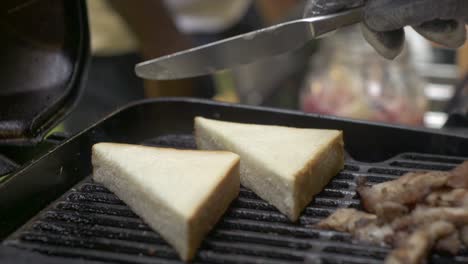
[0,0,89,145]
[1,98,468,263]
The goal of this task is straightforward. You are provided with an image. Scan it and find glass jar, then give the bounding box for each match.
[300,26,427,126]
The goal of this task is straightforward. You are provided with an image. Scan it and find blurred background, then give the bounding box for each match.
[65,0,468,134]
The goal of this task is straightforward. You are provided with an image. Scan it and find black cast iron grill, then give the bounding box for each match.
[4,135,468,264]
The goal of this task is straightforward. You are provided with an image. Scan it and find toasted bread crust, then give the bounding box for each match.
[194,117,345,222]
[292,133,344,220]
[187,160,239,260]
[92,143,240,261]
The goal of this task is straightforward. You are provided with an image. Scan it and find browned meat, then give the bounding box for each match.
[374,202,408,224]
[358,171,451,213]
[391,207,468,230]
[317,161,468,263]
[425,188,468,207]
[448,161,468,189]
[385,221,456,264]
[353,223,394,245]
[317,209,393,245]
[387,206,468,237]
[390,230,412,248]
[461,226,468,247]
[434,232,461,255]
[316,208,376,233]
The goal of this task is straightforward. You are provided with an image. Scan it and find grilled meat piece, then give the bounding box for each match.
[425,188,468,207]
[319,161,468,262]
[318,207,467,255]
[353,223,394,245]
[448,161,468,189]
[316,208,376,232]
[391,206,468,234]
[461,226,468,247]
[317,208,393,245]
[358,171,451,213]
[374,201,409,224]
[389,206,468,254]
[434,232,462,255]
[385,221,456,264]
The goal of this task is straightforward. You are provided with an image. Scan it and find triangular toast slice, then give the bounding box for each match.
[195,117,344,221]
[92,143,240,261]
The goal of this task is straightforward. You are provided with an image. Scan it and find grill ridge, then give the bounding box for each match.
[5,136,468,263]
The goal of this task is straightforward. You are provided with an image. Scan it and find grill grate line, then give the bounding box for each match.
[8,242,181,264]
[367,167,410,176]
[79,183,113,194]
[398,153,466,164]
[203,241,306,261]
[31,221,163,243]
[18,231,178,258]
[44,210,150,231]
[196,251,293,264]
[305,252,383,264]
[219,218,320,238]
[56,202,138,218]
[67,191,124,205]
[211,230,313,249]
[390,160,455,171]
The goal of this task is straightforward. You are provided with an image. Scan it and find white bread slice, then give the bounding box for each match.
[92,143,240,261]
[195,117,344,221]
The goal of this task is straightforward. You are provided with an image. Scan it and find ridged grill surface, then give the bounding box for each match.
[5,135,468,264]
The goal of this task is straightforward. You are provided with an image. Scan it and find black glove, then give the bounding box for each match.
[305,0,468,59]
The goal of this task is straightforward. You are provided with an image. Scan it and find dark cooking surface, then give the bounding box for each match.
[4,134,468,264]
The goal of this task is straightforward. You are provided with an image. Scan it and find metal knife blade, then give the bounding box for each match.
[135,7,363,80]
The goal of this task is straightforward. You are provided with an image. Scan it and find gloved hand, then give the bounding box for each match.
[305,0,468,59]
